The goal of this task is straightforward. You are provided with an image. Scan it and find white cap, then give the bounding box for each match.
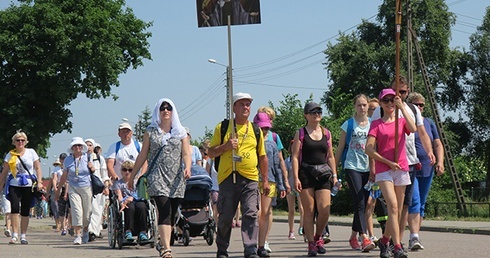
[118,122,132,131]
[233,92,253,104]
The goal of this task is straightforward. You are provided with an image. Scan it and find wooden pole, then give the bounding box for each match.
[394,0,402,163]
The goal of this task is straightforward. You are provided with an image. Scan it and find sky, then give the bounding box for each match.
[1,0,488,177]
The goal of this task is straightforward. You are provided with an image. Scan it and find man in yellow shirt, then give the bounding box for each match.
[209,92,270,258]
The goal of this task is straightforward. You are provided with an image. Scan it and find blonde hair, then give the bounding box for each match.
[11,131,29,145]
[369,98,379,104]
[406,92,425,103]
[257,106,276,121]
[353,94,368,105]
[121,160,134,170]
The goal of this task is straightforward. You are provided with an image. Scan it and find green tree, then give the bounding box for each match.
[134,106,152,142]
[0,0,152,156]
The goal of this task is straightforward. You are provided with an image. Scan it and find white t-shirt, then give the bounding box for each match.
[3,148,40,187]
[371,102,423,165]
[105,140,141,178]
[51,165,63,185]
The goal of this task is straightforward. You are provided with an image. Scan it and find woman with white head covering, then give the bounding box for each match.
[128,98,191,258]
[55,137,95,245]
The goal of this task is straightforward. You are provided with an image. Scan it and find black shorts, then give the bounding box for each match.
[299,168,332,191]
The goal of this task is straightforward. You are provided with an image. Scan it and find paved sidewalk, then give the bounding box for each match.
[274,215,490,235]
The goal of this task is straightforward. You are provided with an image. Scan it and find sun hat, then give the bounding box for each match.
[53,158,61,166]
[118,122,132,131]
[68,137,88,153]
[85,138,96,147]
[304,102,322,114]
[253,112,272,128]
[233,92,253,104]
[378,88,397,100]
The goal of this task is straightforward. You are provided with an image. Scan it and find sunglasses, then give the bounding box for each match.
[122,168,133,172]
[160,105,173,112]
[15,139,26,142]
[413,103,425,108]
[399,90,408,94]
[308,110,322,115]
[381,98,395,104]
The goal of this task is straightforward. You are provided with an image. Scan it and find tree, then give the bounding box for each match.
[134,106,152,142]
[0,0,152,156]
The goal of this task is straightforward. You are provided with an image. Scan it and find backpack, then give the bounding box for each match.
[340,118,354,169]
[298,126,331,165]
[115,140,141,155]
[214,119,262,172]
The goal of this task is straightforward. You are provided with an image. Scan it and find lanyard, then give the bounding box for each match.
[234,121,249,150]
[74,157,81,176]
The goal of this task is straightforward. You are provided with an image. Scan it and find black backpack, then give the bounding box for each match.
[214,119,261,172]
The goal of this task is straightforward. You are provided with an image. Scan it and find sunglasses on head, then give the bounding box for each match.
[122,168,133,172]
[381,98,395,104]
[412,103,425,108]
[160,105,173,112]
[15,139,26,142]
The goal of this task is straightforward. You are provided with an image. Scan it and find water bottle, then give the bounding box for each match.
[331,179,342,196]
[371,183,379,191]
[364,181,374,191]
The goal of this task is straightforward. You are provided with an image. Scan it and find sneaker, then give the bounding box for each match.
[349,237,361,250]
[408,237,424,251]
[298,227,304,236]
[303,235,308,243]
[378,240,390,258]
[68,228,75,236]
[316,238,326,254]
[139,232,149,242]
[61,229,67,236]
[82,230,89,244]
[125,231,134,242]
[307,242,318,257]
[88,232,96,242]
[288,232,295,240]
[20,238,28,244]
[9,237,18,244]
[393,248,408,258]
[323,233,331,244]
[4,228,11,237]
[257,247,270,257]
[264,241,272,253]
[361,238,375,252]
[216,250,229,258]
[370,236,379,245]
[73,235,82,245]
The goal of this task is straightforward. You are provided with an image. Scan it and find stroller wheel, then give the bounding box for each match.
[205,227,214,246]
[182,229,190,246]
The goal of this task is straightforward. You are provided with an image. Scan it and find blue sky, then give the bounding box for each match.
[1,0,487,177]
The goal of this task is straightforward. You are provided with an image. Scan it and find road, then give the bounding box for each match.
[1,217,489,257]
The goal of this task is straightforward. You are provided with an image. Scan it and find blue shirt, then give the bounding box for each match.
[415,117,440,177]
[64,153,91,188]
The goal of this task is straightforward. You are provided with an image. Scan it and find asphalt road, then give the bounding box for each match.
[1,217,489,258]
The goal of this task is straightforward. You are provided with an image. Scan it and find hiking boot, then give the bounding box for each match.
[361,237,375,252]
[316,238,326,254]
[378,240,390,258]
[307,242,318,257]
[408,237,424,251]
[349,236,361,250]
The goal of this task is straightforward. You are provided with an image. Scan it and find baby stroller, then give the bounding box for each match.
[172,165,215,246]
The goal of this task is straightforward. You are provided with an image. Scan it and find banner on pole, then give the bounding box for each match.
[197,0,261,27]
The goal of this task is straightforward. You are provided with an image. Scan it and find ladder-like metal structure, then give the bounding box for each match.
[406,6,468,214]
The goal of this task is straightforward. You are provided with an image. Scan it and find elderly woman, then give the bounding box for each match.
[0,131,44,244]
[129,98,191,258]
[290,102,338,257]
[55,137,95,245]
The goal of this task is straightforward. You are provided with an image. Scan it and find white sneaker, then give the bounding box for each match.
[264,241,272,253]
[408,237,424,250]
[4,228,11,237]
[73,235,82,245]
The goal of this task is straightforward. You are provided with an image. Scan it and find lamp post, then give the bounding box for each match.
[208,59,231,120]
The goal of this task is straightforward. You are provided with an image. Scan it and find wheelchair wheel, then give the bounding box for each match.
[117,232,123,250]
[108,206,116,249]
[148,201,158,248]
[205,226,214,246]
[182,229,190,246]
[170,229,176,246]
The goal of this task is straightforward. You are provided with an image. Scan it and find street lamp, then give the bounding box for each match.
[208,58,231,119]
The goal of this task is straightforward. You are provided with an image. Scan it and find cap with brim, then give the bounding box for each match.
[118,122,132,131]
[378,88,397,100]
[253,112,272,128]
[233,92,253,104]
[304,102,322,114]
[68,137,88,153]
[53,158,61,166]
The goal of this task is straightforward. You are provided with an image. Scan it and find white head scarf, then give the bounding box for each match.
[149,98,187,145]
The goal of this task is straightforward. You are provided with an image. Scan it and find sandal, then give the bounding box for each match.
[159,248,172,258]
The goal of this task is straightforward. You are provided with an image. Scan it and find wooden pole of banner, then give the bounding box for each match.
[394,0,402,163]
[226,15,237,182]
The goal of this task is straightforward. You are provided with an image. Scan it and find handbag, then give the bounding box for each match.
[136,145,164,200]
[18,157,45,200]
[88,154,105,197]
[302,162,333,181]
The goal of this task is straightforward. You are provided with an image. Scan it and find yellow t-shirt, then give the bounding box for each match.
[210,120,266,184]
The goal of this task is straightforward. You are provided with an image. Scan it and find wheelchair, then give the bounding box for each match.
[107,191,158,249]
